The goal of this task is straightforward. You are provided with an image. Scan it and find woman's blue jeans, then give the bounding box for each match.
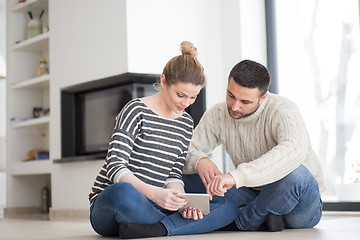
[90,182,238,237]
[90,165,322,236]
[184,164,323,231]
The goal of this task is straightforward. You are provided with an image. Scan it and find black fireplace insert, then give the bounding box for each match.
[54,72,206,163]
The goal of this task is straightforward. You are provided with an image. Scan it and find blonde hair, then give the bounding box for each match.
[155,41,206,89]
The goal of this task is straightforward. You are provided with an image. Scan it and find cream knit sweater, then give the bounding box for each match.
[184,93,325,192]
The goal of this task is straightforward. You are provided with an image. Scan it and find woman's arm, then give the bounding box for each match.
[165,182,185,193]
[121,173,187,211]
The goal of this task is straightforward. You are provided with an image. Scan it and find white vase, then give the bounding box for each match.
[28,18,42,38]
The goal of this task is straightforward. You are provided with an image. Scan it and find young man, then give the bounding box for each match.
[118,60,325,239]
[183,59,325,231]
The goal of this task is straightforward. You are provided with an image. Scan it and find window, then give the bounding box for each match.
[273,0,360,204]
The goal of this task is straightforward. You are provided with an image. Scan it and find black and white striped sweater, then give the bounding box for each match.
[89,98,194,204]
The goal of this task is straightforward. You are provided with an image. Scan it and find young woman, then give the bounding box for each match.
[89,41,238,238]
[88,41,202,235]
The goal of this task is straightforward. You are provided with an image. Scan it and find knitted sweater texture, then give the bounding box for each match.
[183,93,325,192]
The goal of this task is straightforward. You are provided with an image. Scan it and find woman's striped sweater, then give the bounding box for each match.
[89,99,193,204]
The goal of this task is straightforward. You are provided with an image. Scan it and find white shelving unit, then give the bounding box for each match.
[11,0,48,13]
[8,160,52,176]
[11,74,50,90]
[11,116,50,128]
[5,0,51,218]
[12,31,50,52]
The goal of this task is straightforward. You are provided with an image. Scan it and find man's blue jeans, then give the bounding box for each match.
[184,164,323,231]
[90,165,321,236]
[90,182,238,237]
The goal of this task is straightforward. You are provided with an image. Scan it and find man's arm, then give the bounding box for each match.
[229,103,312,189]
[196,157,222,188]
[183,104,225,186]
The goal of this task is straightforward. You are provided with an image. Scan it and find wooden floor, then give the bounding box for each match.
[0,212,359,240]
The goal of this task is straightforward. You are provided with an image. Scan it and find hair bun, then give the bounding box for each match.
[180,41,198,57]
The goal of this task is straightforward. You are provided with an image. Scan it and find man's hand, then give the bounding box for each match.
[196,157,222,188]
[206,173,236,200]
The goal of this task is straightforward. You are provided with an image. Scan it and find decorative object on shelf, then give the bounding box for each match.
[27,11,41,38]
[25,147,44,161]
[36,151,50,160]
[10,117,28,123]
[27,9,45,39]
[42,25,49,33]
[38,57,49,76]
[42,108,50,116]
[33,107,43,118]
[41,183,50,213]
[24,148,49,161]
[32,107,50,118]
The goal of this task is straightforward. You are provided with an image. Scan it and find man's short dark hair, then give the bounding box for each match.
[228,60,271,96]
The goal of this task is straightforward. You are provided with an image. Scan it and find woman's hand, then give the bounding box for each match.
[151,188,188,211]
[121,173,187,211]
[180,207,204,220]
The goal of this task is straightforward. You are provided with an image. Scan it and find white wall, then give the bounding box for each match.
[126,0,234,171]
[50,0,129,211]
[50,0,233,211]
[27,0,267,212]
[239,0,267,65]
[125,0,267,109]
[126,0,226,109]
[0,80,5,171]
[0,0,6,213]
[0,0,6,136]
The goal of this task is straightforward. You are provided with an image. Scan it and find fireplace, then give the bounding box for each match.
[54,72,206,163]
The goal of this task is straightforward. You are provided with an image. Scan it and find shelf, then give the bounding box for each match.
[12,116,50,128]
[12,32,49,52]
[12,74,50,90]
[12,0,48,13]
[6,0,52,214]
[8,160,52,176]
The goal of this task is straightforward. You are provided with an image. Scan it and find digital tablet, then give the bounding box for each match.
[177,193,210,214]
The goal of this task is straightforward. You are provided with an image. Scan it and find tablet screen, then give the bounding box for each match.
[177,193,210,214]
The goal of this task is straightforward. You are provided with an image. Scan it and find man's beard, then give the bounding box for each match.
[227,107,245,119]
[227,104,260,119]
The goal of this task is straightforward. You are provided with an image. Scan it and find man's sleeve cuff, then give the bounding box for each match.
[229,169,245,189]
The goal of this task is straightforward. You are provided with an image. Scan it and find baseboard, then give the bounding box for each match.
[4,207,49,220]
[4,207,90,221]
[323,202,360,211]
[49,208,90,221]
